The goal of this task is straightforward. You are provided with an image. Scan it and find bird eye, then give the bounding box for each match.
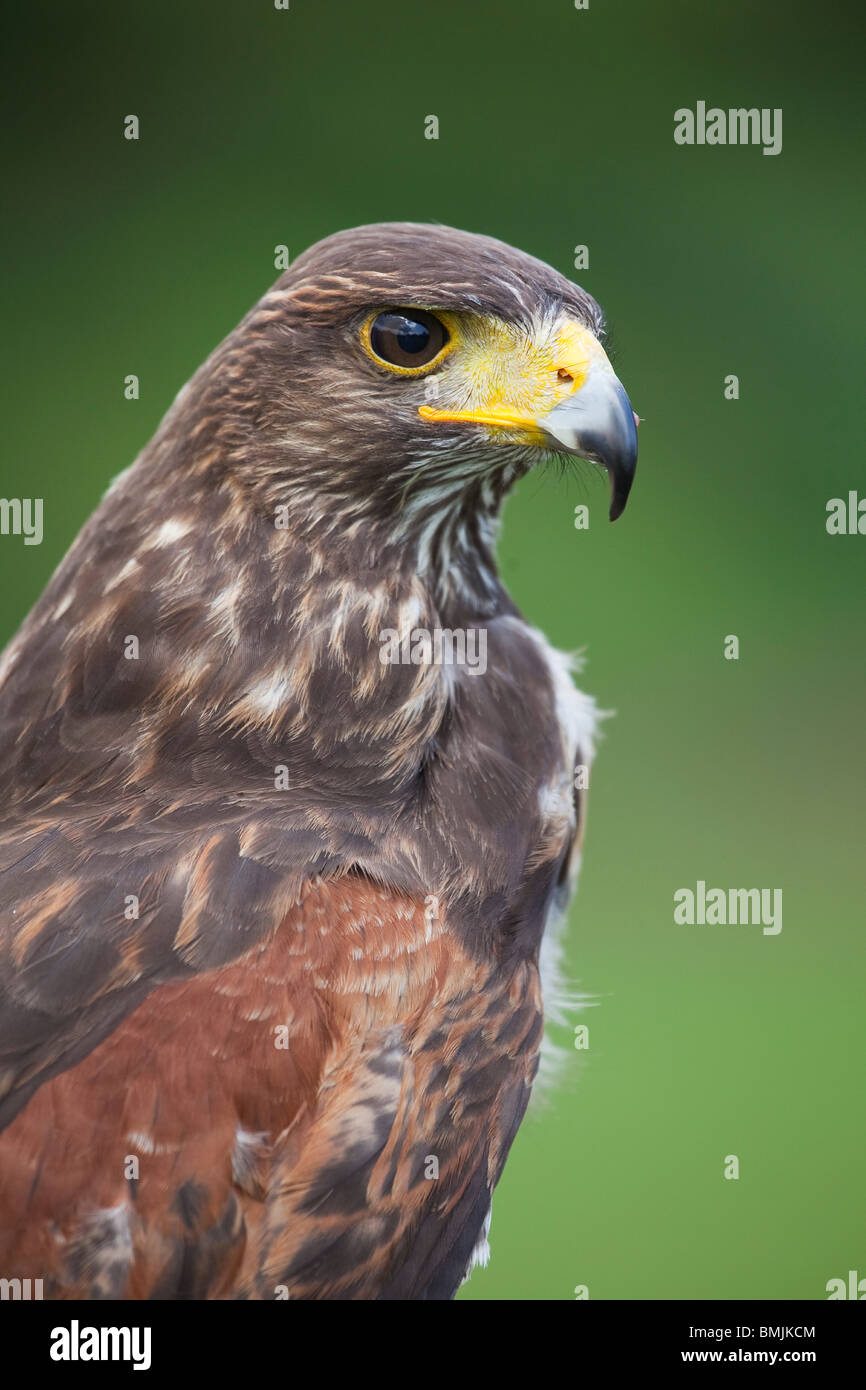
[367,309,448,371]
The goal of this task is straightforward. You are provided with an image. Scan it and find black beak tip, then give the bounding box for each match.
[607,403,638,522]
[609,469,634,522]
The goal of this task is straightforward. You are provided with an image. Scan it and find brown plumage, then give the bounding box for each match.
[0,223,637,1299]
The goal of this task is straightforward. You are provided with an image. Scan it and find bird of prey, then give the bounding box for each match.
[0,223,637,1300]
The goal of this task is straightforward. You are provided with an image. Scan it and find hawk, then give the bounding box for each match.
[0,223,637,1300]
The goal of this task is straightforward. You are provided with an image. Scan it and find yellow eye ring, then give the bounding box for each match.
[360,308,458,377]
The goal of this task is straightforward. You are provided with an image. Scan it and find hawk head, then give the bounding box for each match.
[191,222,637,600]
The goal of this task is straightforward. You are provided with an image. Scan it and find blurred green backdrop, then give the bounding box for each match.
[2,0,863,1300]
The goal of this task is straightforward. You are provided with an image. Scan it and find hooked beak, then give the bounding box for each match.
[539,367,638,521]
[418,317,638,520]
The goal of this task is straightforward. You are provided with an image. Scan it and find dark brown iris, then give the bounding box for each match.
[368,308,448,369]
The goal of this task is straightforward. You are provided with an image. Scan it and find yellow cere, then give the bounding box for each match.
[418,315,610,441]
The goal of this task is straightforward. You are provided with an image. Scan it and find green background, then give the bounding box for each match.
[2,1,863,1300]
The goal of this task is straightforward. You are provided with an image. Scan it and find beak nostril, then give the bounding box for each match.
[557,369,573,383]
